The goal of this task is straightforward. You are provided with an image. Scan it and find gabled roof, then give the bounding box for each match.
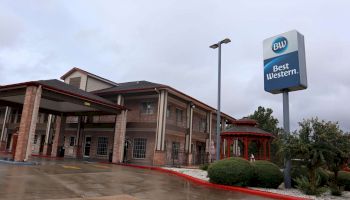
[60,67,118,86]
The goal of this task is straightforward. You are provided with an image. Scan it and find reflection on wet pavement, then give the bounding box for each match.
[0,159,270,200]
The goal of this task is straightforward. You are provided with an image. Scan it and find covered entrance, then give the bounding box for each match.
[0,79,127,163]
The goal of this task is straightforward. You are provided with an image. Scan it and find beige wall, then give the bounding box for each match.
[63,71,113,92]
[86,77,113,92]
[63,71,88,90]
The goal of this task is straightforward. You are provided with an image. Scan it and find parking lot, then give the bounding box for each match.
[0,159,269,200]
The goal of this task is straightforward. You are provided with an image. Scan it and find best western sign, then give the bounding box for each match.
[263,30,307,94]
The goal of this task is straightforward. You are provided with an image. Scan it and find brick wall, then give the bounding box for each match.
[124,131,155,165]
[125,98,158,123]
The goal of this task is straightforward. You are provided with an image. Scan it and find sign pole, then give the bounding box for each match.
[263,30,306,189]
[283,90,291,188]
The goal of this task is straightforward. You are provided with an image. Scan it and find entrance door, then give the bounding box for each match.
[84,136,92,157]
[39,135,45,153]
[6,134,12,151]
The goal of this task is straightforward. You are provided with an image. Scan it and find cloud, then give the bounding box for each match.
[0,0,349,131]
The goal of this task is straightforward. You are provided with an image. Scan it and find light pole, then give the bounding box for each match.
[210,38,231,161]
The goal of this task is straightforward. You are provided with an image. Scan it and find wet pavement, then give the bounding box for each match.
[0,159,270,200]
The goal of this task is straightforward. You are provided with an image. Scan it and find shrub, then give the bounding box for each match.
[291,166,329,188]
[295,175,327,196]
[207,157,254,187]
[199,163,209,171]
[329,183,342,196]
[338,171,350,191]
[250,160,283,188]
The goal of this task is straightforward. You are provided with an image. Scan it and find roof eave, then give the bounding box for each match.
[0,81,128,111]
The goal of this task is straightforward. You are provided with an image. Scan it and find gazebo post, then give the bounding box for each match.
[244,137,248,160]
[227,138,231,158]
[263,139,267,160]
[268,140,271,160]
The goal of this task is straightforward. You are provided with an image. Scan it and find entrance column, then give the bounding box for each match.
[14,86,42,162]
[42,114,52,155]
[73,116,84,158]
[51,115,66,157]
[153,90,168,166]
[0,107,11,151]
[112,110,128,163]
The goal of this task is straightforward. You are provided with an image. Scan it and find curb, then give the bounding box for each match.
[31,154,64,160]
[112,163,309,200]
[0,159,38,165]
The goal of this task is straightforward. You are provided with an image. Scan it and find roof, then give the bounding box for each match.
[93,80,236,122]
[0,79,125,110]
[93,80,166,93]
[60,67,118,86]
[222,118,272,137]
[223,126,272,135]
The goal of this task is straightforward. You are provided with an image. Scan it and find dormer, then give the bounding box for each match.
[60,67,118,92]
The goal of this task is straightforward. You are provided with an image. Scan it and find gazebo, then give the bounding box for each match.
[220,118,273,160]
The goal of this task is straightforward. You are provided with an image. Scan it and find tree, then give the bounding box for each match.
[291,118,350,195]
[247,106,280,136]
[247,106,282,165]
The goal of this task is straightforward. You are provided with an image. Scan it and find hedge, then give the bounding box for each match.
[207,157,254,187]
[338,171,350,191]
[251,160,283,188]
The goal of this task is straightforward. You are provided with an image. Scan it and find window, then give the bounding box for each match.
[141,102,154,115]
[133,138,147,159]
[200,118,207,132]
[172,142,180,159]
[69,77,81,88]
[69,137,75,146]
[176,108,183,123]
[166,105,171,118]
[97,137,108,156]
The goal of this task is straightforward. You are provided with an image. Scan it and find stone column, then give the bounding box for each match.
[185,103,194,165]
[42,114,52,155]
[0,106,11,151]
[112,110,128,163]
[207,112,213,162]
[51,115,66,157]
[14,86,42,162]
[221,118,226,132]
[73,116,83,158]
[153,90,168,166]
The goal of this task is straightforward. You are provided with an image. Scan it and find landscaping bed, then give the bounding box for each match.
[162,166,350,200]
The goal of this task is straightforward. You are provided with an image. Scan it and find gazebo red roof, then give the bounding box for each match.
[221,118,273,138]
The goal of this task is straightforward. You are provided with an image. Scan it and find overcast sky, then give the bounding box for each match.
[0,0,349,131]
